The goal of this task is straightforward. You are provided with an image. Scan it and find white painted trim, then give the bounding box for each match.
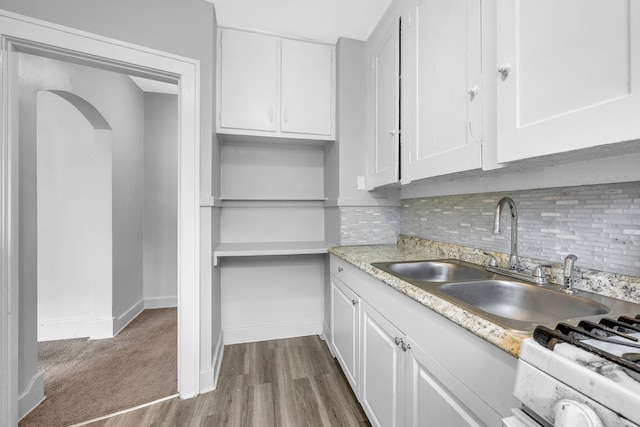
[223,320,323,345]
[322,320,331,344]
[324,197,401,208]
[0,11,201,425]
[200,331,224,393]
[17,371,44,421]
[36,297,181,341]
[212,332,224,389]
[37,316,114,342]
[112,300,146,337]
[144,296,179,309]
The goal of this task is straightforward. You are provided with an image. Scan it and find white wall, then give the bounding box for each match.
[36,91,113,340]
[19,52,146,323]
[143,93,179,307]
[221,255,325,344]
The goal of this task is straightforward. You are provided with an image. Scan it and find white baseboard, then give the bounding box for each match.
[212,331,224,387]
[144,295,178,309]
[18,371,44,420]
[199,330,224,393]
[322,320,331,342]
[112,299,145,336]
[38,296,177,341]
[37,315,114,341]
[223,319,323,345]
[322,320,335,357]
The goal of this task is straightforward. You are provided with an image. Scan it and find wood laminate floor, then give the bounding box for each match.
[86,336,370,427]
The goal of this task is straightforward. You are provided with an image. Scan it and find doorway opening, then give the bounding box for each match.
[0,12,201,427]
[16,51,180,424]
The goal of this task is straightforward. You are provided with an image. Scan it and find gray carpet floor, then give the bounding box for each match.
[19,308,177,427]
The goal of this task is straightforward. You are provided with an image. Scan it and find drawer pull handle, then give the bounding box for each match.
[394,337,402,346]
[337,267,343,272]
[351,299,358,306]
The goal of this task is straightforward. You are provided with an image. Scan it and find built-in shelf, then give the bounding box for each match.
[219,197,328,201]
[213,240,331,266]
[219,198,327,208]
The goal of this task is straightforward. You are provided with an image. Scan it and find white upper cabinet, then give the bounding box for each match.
[408,0,482,181]
[281,39,334,136]
[368,17,401,189]
[218,30,278,132]
[217,29,335,140]
[496,0,640,162]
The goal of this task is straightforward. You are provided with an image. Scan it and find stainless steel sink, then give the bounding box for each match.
[433,280,610,331]
[371,259,640,332]
[372,259,491,283]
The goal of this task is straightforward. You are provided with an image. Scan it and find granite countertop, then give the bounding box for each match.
[329,235,640,359]
[329,243,531,358]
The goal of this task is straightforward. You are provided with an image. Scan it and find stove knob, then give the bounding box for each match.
[553,400,603,427]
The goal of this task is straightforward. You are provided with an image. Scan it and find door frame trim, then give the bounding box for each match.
[0,10,201,425]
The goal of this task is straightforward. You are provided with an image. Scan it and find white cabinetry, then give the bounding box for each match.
[217,29,335,140]
[330,274,360,393]
[329,255,518,426]
[409,0,482,180]
[360,300,405,427]
[406,338,483,426]
[496,0,640,162]
[368,17,401,188]
[281,39,334,136]
[218,30,278,133]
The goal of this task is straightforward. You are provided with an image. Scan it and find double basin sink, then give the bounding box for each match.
[371,259,640,332]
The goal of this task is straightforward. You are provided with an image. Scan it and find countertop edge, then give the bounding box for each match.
[328,245,527,358]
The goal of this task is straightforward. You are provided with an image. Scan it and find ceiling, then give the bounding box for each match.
[207,0,395,44]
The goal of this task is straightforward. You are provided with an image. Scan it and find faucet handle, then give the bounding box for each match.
[483,252,498,267]
[563,254,578,279]
[532,263,552,286]
[563,254,578,294]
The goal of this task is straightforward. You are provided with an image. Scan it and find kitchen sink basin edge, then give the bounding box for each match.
[371,259,640,333]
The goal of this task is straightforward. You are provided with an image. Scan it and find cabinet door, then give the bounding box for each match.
[360,301,405,427]
[330,275,360,392]
[281,39,334,136]
[406,340,484,427]
[219,30,278,132]
[369,17,401,188]
[497,0,640,162]
[410,0,482,180]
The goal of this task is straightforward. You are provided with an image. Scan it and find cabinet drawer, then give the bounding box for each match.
[330,255,366,287]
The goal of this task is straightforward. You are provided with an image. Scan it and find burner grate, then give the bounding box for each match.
[533,315,640,376]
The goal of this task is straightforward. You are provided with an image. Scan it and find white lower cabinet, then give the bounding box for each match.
[330,275,360,392]
[406,338,483,427]
[360,301,405,427]
[330,255,518,427]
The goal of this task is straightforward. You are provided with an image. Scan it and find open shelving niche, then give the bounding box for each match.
[216,137,334,345]
[214,139,332,265]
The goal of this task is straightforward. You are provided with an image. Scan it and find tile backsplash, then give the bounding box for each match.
[400,182,640,277]
[339,206,400,245]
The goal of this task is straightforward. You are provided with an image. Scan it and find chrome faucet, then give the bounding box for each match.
[563,254,578,294]
[493,197,519,270]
